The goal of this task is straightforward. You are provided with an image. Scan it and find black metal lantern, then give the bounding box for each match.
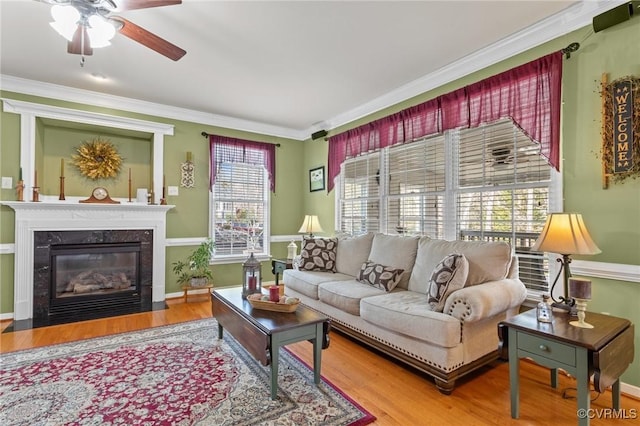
[242,252,262,299]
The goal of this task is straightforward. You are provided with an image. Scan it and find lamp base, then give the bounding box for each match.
[551,299,578,318]
[569,298,594,328]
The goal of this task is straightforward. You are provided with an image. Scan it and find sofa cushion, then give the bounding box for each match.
[318,280,386,316]
[335,233,374,276]
[283,269,353,299]
[360,291,462,348]
[368,234,420,290]
[427,253,469,312]
[357,261,404,292]
[299,237,338,272]
[408,238,512,292]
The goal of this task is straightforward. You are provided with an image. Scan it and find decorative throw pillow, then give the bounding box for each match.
[357,261,404,292]
[427,253,469,312]
[299,237,338,272]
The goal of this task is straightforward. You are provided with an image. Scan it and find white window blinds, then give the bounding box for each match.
[339,152,380,235]
[386,135,446,238]
[212,148,268,258]
[456,119,552,294]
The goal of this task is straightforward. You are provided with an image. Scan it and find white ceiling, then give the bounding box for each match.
[0,1,624,140]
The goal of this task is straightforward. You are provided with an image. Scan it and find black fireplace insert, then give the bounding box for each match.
[29,230,154,328]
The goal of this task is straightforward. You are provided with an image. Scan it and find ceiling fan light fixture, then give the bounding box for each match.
[50,5,80,41]
[49,21,76,42]
[50,4,80,23]
[87,14,116,48]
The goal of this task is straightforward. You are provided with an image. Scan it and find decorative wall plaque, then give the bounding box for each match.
[600,74,640,188]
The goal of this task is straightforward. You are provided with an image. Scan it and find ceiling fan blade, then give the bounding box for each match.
[112,17,186,61]
[67,26,93,56]
[114,0,181,11]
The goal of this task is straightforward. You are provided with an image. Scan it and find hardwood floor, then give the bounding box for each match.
[2,298,638,425]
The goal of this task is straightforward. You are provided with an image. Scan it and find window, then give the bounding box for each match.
[337,119,559,296]
[211,146,270,260]
[386,135,446,238]
[339,152,380,235]
[456,120,555,296]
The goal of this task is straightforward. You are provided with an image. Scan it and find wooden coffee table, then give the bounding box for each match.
[211,286,330,400]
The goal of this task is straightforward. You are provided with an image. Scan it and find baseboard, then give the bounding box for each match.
[622,382,640,400]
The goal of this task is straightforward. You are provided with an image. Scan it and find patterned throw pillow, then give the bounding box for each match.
[299,238,338,272]
[357,261,404,292]
[427,253,469,312]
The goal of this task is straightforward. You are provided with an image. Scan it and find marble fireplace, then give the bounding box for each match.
[3,200,173,329]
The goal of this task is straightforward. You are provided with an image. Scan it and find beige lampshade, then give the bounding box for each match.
[531,213,601,255]
[298,215,324,235]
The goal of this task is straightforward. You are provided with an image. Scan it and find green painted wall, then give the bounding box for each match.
[1,18,638,387]
[40,125,153,197]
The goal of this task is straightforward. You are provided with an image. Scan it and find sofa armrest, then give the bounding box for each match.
[443,279,527,323]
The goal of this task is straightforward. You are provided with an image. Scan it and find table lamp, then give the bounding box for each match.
[298,214,323,238]
[531,213,601,314]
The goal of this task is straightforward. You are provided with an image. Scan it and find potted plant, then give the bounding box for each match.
[172,238,215,288]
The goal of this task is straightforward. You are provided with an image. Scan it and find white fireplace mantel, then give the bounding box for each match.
[2,200,174,321]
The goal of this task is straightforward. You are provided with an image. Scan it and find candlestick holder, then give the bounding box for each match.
[16,180,25,201]
[569,298,594,329]
[160,198,167,205]
[59,176,66,200]
[32,186,40,202]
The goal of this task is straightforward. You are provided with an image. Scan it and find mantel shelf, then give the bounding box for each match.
[1,200,174,213]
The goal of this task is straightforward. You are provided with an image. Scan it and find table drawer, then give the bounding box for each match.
[517,331,576,366]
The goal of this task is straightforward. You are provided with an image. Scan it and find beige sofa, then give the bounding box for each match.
[283,233,526,394]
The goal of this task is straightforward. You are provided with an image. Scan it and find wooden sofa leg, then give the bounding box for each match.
[435,379,455,395]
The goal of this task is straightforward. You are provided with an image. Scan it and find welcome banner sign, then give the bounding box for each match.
[613,79,633,173]
[601,75,640,187]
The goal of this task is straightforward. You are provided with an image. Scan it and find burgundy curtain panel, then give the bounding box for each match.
[327,51,563,192]
[209,135,277,192]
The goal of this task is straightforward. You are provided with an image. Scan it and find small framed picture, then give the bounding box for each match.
[309,166,325,192]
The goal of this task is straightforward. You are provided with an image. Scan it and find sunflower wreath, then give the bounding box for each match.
[72,138,123,180]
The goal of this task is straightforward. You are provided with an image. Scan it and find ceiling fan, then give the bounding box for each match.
[38,0,186,61]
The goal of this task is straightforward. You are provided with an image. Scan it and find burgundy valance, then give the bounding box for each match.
[327,51,563,192]
[209,135,276,192]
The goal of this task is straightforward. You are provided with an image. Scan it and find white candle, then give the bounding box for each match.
[569,278,591,300]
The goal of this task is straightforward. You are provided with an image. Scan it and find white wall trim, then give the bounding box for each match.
[621,383,640,400]
[164,235,301,247]
[165,237,208,247]
[0,243,14,255]
[270,235,303,243]
[571,260,640,283]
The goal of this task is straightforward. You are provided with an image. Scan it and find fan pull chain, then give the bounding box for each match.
[80,26,86,68]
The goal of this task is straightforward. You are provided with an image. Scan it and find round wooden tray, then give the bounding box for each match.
[248,298,300,313]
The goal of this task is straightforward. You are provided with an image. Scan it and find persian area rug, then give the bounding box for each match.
[0,318,375,426]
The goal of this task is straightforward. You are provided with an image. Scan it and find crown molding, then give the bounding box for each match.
[0,75,307,141]
[0,1,625,141]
